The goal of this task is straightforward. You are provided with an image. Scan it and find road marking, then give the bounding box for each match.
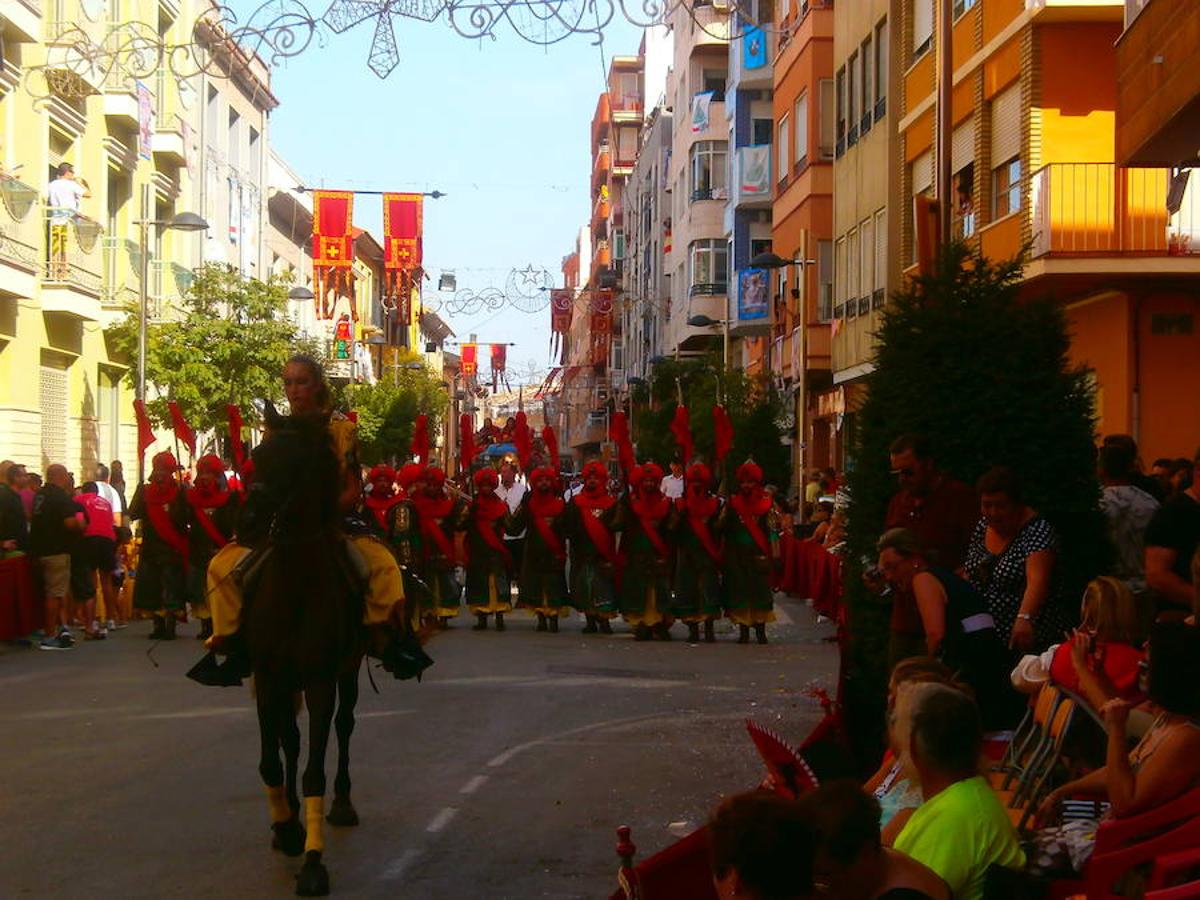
[426,806,459,833]
[355,709,416,719]
[459,775,488,795]
[131,707,251,720]
[378,847,421,882]
[487,711,673,768]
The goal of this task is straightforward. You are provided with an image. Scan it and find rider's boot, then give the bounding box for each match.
[755,623,768,645]
[535,613,548,632]
[495,612,505,632]
[704,619,716,643]
[473,613,488,631]
[737,624,750,644]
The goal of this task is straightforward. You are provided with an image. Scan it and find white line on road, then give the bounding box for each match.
[486,711,673,768]
[459,775,488,795]
[355,709,416,719]
[426,806,459,833]
[377,847,421,882]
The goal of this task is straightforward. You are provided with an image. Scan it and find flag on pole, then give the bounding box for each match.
[167,401,196,458]
[133,399,155,459]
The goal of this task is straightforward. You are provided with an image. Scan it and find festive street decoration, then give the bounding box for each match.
[489,343,508,391]
[312,190,356,319]
[589,290,613,368]
[550,288,572,359]
[383,192,423,324]
[461,342,478,379]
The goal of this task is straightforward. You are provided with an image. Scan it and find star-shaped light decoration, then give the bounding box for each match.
[516,263,543,287]
[322,0,446,79]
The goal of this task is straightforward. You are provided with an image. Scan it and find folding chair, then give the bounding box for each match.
[989,684,1062,792]
[1001,696,1077,830]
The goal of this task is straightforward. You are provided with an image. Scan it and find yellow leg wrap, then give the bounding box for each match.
[304,796,324,853]
[266,785,291,824]
[208,543,252,638]
[351,535,405,625]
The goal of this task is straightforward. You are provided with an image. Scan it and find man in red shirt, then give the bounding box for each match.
[882,435,979,666]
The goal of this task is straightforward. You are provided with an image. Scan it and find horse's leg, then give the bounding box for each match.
[327,656,361,827]
[280,696,302,819]
[260,691,305,857]
[295,679,336,897]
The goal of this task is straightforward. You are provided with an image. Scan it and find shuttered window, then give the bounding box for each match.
[952,116,975,173]
[40,365,68,467]
[911,151,933,194]
[913,0,933,59]
[874,208,887,294]
[860,217,874,306]
[990,84,1020,166]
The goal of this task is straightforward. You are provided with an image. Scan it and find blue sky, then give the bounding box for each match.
[255,4,645,381]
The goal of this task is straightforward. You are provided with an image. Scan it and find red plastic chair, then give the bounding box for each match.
[1086,814,1200,900]
[1146,847,1200,898]
[1093,786,1200,857]
[609,824,718,900]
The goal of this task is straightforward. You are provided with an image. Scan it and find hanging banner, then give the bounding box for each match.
[490,343,507,391]
[589,290,613,367]
[691,91,715,134]
[228,177,240,244]
[461,342,478,379]
[550,288,573,360]
[737,267,770,322]
[740,145,771,196]
[311,190,355,320]
[382,192,422,322]
[743,25,768,70]
[136,81,154,159]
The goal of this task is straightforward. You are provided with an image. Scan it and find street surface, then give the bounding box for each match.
[0,598,836,899]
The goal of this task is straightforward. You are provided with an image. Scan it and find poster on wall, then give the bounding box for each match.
[136,81,154,160]
[691,91,715,133]
[743,26,767,70]
[740,145,770,196]
[737,268,770,322]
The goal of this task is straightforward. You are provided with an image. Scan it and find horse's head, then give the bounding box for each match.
[251,404,341,537]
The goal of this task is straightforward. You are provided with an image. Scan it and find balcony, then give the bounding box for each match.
[101,236,142,311]
[149,259,196,318]
[610,93,643,123]
[152,116,187,165]
[5,0,42,43]
[42,211,104,319]
[729,17,774,91]
[0,177,44,293]
[593,146,612,189]
[691,2,731,47]
[732,145,772,208]
[592,194,611,229]
[1029,162,1200,259]
[591,93,612,146]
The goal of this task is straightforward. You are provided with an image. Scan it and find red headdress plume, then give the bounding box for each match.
[424,466,447,488]
[411,414,430,467]
[458,413,476,476]
[133,399,155,460]
[541,425,559,471]
[669,405,694,466]
[369,464,396,485]
[398,463,425,490]
[473,467,499,489]
[513,411,532,471]
[713,405,734,463]
[608,410,635,477]
[736,460,764,484]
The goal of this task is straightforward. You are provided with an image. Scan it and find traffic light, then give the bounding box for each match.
[334,316,352,360]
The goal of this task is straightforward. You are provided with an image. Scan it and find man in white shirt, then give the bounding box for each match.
[662,460,685,500]
[47,163,90,279]
[92,463,124,526]
[496,459,527,596]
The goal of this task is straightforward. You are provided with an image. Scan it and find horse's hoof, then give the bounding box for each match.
[295,853,330,897]
[326,796,359,827]
[271,819,306,858]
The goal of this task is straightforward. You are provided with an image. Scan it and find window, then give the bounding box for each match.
[874,18,888,119]
[953,0,977,18]
[993,157,1021,218]
[777,115,790,182]
[847,53,858,145]
[750,238,772,261]
[834,236,846,313]
[860,217,874,312]
[249,127,261,177]
[846,228,859,303]
[913,0,933,60]
[861,36,873,135]
[689,239,728,295]
[752,117,773,145]
[835,67,846,156]
[819,79,835,158]
[873,208,887,299]
[817,239,833,321]
[227,108,241,170]
[703,69,726,103]
[794,91,808,166]
[614,229,626,260]
[690,140,728,201]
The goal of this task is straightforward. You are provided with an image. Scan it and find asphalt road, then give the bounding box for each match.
[0,599,836,900]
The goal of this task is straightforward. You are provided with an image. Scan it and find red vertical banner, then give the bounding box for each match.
[489,343,506,390]
[461,342,478,379]
[311,190,355,319]
[382,192,423,325]
[589,290,613,368]
[550,289,573,361]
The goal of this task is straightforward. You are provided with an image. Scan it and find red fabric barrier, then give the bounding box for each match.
[0,555,38,640]
[786,539,842,618]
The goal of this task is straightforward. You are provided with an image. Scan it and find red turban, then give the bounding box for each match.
[369,464,396,484]
[640,462,664,483]
[152,451,178,473]
[473,467,499,489]
[627,464,645,488]
[425,466,447,488]
[686,463,712,484]
[582,461,607,482]
[736,461,763,484]
[197,454,224,476]
[397,464,424,489]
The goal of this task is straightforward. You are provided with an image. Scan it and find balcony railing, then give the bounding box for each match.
[0,176,44,271]
[688,282,728,297]
[1030,162,1200,258]
[43,209,103,293]
[101,235,141,309]
[149,258,195,317]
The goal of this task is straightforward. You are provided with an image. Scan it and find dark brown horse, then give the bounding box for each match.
[244,409,366,896]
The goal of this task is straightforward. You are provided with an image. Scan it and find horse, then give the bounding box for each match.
[243,408,368,896]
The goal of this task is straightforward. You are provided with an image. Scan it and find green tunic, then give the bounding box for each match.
[507,496,569,613]
[559,495,620,616]
[717,501,779,621]
[618,496,673,620]
[464,502,512,612]
[669,500,723,620]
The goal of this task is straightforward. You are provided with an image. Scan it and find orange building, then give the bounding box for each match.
[896,0,1199,461]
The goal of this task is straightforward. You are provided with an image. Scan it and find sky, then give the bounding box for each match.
[243,1,646,383]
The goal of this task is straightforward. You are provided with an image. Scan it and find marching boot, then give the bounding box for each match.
[634,624,651,642]
[161,613,177,641]
[495,612,505,632]
[197,617,213,641]
[548,615,559,633]
[737,625,750,644]
[582,615,599,634]
[598,617,613,635]
[687,622,701,644]
[535,613,548,632]
[704,619,716,644]
[148,615,167,640]
[654,622,672,641]
[472,613,488,631]
[755,623,768,645]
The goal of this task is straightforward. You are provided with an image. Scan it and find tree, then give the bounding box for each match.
[343,352,447,466]
[840,241,1107,760]
[630,354,791,490]
[107,264,304,442]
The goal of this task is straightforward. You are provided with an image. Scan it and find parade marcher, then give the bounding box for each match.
[411,465,468,628]
[508,461,569,632]
[496,459,527,601]
[670,462,723,643]
[620,462,675,641]
[719,460,780,644]
[388,463,432,630]
[362,464,403,537]
[128,451,189,640]
[184,455,239,642]
[464,467,513,630]
[560,460,620,634]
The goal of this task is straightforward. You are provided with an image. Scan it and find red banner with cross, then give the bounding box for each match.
[383,192,422,325]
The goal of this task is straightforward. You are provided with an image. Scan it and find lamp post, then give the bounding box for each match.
[135,211,208,485]
[687,313,731,370]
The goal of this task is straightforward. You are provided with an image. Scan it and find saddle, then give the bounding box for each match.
[234,536,370,607]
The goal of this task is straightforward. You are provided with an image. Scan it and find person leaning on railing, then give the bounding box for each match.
[45,162,90,277]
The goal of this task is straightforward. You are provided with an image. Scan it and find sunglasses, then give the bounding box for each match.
[891,467,916,477]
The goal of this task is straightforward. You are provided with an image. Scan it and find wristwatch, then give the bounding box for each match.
[1016,613,1034,622]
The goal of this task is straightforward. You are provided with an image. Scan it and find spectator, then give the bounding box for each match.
[894,684,1025,900]
[1169,457,1194,498]
[1144,447,1200,615]
[804,470,823,505]
[21,471,39,520]
[796,781,950,900]
[877,528,1020,730]
[822,467,840,496]
[708,790,813,900]
[1,461,28,553]
[109,459,126,505]
[78,481,121,634]
[28,464,86,650]
[1032,622,1200,876]
[46,162,91,279]
[497,459,527,578]
[93,463,125,526]
[963,466,1071,653]
[1097,441,1159,596]
[661,460,685,500]
[1101,434,1164,503]
[1150,458,1175,497]
[882,435,979,665]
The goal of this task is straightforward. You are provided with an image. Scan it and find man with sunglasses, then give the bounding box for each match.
[881,434,979,665]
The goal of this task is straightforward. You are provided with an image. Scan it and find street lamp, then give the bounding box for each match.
[749,251,816,270]
[687,313,731,370]
[135,211,209,484]
[287,285,315,301]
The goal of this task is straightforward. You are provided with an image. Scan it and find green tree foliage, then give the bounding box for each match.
[343,353,447,466]
[841,242,1106,758]
[107,264,302,439]
[630,354,791,490]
